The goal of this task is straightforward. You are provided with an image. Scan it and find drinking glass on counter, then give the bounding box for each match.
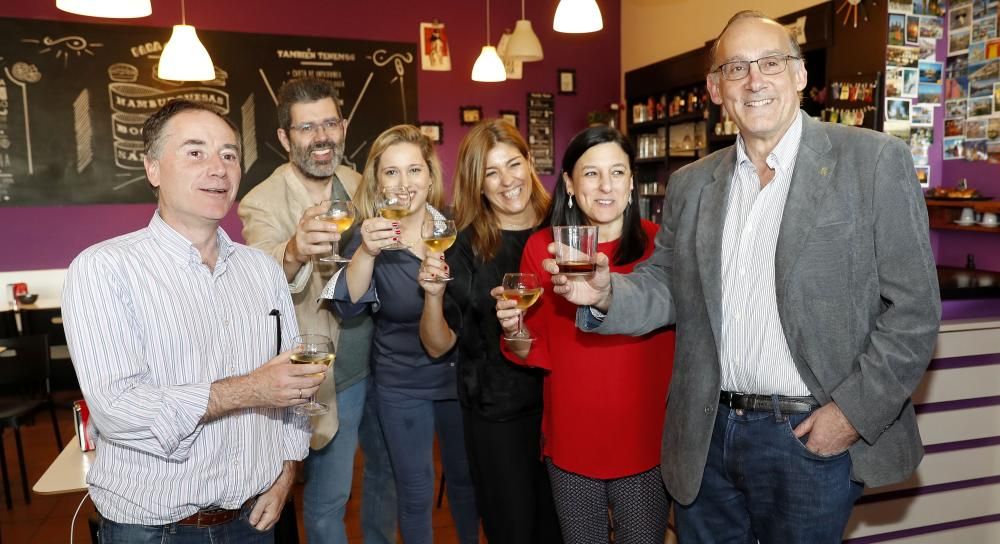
[379,186,412,250]
[316,199,355,263]
[501,273,543,342]
[291,334,334,416]
[552,225,599,275]
[421,219,457,282]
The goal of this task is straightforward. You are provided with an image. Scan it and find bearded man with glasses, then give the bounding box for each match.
[545,10,940,543]
[239,78,397,544]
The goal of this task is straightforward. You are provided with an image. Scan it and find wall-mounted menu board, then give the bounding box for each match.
[0,17,417,206]
[527,92,555,175]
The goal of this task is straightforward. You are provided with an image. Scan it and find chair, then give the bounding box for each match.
[20,308,80,397]
[0,334,63,509]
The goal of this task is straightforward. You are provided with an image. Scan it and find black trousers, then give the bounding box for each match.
[461,407,563,544]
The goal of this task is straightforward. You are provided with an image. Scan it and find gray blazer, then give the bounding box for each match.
[591,113,941,505]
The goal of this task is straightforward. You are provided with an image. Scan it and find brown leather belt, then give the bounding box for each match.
[719,391,818,414]
[176,497,256,527]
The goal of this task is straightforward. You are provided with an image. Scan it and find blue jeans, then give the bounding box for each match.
[304,377,397,544]
[98,502,270,543]
[675,401,864,544]
[376,385,480,544]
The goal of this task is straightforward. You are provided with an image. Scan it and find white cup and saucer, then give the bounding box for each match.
[978,212,999,228]
[954,207,977,226]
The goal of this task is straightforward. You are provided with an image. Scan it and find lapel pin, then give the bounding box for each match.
[819,167,829,176]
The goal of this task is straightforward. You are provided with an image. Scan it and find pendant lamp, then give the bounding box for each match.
[56,0,151,18]
[505,0,544,62]
[553,0,604,34]
[158,0,215,81]
[471,0,507,82]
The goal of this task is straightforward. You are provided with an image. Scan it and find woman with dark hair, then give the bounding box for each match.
[495,125,675,543]
[436,119,562,543]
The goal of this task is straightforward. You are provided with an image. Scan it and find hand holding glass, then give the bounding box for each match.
[552,225,599,275]
[291,334,334,416]
[501,273,543,342]
[421,219,457,282]
[379,187,412,250]
[316,200,355,263]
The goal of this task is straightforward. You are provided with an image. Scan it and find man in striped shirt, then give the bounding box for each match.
[63,100,328,543]
[548,11,940,544]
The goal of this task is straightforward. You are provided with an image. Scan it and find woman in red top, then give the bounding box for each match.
[496,126,675,543]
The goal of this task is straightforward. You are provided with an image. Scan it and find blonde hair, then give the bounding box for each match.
[353,124,445,220]
[451,120,550,261]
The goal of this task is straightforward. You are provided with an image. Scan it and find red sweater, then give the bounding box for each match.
[502,220,675,479]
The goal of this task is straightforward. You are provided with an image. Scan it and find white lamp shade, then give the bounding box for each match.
[506,19,544,62]
[553,0,604,33]
[471,46,507,82]
[158,25,216,81]
[57,0,151,18]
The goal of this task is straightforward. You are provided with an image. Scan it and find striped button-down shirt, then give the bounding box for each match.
[719,111,810,396]
[63,212,309,525]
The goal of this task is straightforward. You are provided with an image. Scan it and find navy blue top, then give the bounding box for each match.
[330,229,462,400]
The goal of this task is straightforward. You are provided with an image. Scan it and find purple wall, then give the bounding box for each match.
[0,0,621,271]
[931,20,1000,272]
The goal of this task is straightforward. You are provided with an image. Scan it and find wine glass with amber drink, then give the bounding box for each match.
[421,219,457,282]
[501,273,543,342]
[291,334,334,416]
[379,186,412,250]
[316,199,355,263]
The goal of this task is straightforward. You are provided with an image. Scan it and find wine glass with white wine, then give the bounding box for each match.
[291,334,334,416]
[379,186,412,250]
[501,273,543,342]
[421,219,457,282]
[316,199,355,263]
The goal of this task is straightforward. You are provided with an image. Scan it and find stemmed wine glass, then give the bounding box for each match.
[501,273,543,342]
[421,219,457,282]
[317,200,355,263]
[291,334,334,416]
[379,186,412,251]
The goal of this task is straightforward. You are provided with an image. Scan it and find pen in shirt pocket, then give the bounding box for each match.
[269,309,281,356]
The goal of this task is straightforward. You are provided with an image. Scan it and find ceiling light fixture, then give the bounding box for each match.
[553,0,604,34]
[56,0,152,18]
[505,0,544,62]
[471,0,507,82]
[157,0,215,81]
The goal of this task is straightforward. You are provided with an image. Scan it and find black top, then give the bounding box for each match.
[448,228,547,420]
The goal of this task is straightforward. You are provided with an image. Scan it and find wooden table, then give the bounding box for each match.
[33,437,94,495]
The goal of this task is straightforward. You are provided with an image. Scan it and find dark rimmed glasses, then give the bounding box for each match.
[289,118,346,136]
[713,55,801,81]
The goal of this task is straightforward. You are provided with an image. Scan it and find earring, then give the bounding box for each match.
[568,194,574,209]
[628,194,633,205]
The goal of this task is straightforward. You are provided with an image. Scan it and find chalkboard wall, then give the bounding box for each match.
[0,16,417,206]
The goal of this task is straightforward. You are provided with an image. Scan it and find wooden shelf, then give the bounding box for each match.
[635,156,666,164]
[667,111,706,124]
[629,120,666,132]
[926,199,1000,232]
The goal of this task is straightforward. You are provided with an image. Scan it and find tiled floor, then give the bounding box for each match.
[0,405,473,543]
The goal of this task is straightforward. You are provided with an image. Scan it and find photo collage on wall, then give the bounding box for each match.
[944,0,1000,162]
[886,0,947,186]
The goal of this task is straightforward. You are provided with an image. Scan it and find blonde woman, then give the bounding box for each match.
[325,125,479,544]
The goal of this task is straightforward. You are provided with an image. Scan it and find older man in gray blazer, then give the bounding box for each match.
[544,11,940,544]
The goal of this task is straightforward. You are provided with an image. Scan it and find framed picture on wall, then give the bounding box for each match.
[419,121,443,143]
[499,110,519,128]
[460,106,482,126]
[914,165,930,187]
[557,69,576,95]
